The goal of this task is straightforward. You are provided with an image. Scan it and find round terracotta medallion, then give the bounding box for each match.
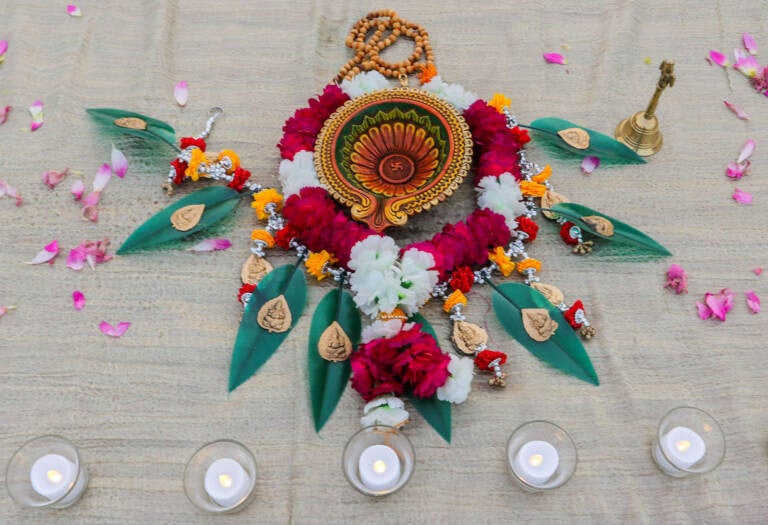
[314,87,473,232]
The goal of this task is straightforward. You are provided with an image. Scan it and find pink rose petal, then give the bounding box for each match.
[743,33,757,55]
[27,240,59,265]
[664,263,688,294]
[745,290,760,314]
[735,55,760,78]
[0,105,11,125]
[709,50,729,67]
[726,160,750,180]
[696,301,712,320]
[72,290,86,311]
[28,100,43,132]
[188,238,232,252]
[66,4,82,16]
[71,179,85,200]
[0,40,7,62]
[702,288,735,322]
[66,247,87,271]
[737,139,755,163]
[67,239,113,271]
[580,156,600,174]
[81,204,98,222]
[110,144,128,178]
[0,178,22,206]
[41,168,69,189]
[732,188,753,204]
[543,52,567,65]
[723,100,749,120]
[174,80,189,106]
[99,321,131,337]
[92,163,112,191]
[754,267,763,276]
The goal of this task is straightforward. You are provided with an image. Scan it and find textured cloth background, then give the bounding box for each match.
[1,1,767,523]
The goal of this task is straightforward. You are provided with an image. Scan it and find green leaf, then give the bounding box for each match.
[308,288,361,432]
[229,264,307,392]
[86,108,177,149]
[491,282,599,386]
[407,313,452,443]
[551,202,672,256]
[117,186,241,254]
[527,117,646,163]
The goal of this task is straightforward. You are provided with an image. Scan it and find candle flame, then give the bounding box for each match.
[675,440,691,453]
[372,460,387,474]
[218,474,233,488]
[528,454,544,467]
[47,470,63,484]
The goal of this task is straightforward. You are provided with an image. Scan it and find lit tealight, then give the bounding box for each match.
[47,470,63,484]
[204,458,252,509]
[358,444,400,492]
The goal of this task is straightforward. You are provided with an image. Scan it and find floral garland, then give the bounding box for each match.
[241,70,593,430]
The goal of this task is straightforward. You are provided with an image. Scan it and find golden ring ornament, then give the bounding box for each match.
[314,87,473,232]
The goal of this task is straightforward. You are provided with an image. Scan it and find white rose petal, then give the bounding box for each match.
[436,355,475,404]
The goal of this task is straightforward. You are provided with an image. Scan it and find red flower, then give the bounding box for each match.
[474,349,508,371]
[476,149,519,180]
[273,225,298,250]
[277,132,316,161]
[564,300,585,329]
[237,284,256,303]
[180,136,206,151]
[560,222,579,245]
[392,327,450,398]
[508,125,531,145]
[227,167,251,191]
[170,158,187,185]
[449,265,474,293]
[515,216,538,242]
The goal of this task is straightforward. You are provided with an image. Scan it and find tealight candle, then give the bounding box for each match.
[358,444,400,492]
[660,426,706,469]
[513,440,559,486]
[29,454,76,502]
[204,458,252,508]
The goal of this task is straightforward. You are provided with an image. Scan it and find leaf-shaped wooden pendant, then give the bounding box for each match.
[241,254,273,285]
[540,189,569,219]
[86,108,177,148]
[531,282,565,306]
[317,321,353,362]
[557,127,590,149]
[170,204,205,231]
[257,295,292,333]
[451,321,488,356]
[580,215,614,236]
[114,117,148,130]
[521,308,559,342]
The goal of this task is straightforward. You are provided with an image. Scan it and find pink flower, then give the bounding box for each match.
[580,156,600,174]
[709,50,729,67]
[41,168,69,189]
[543,52,567,65]
[732,188,753,204]
[99,321,131,337]
[696,288,735,321]
[71,179,85,200]
[664,264,688,294]
[726,160,750,180]
[72,291,86,311]
[27,240,59,265]
[66,239,113,271]
[745,291,760,314]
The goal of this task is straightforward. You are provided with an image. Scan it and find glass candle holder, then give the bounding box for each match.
[183,440,257,514]
[5,435,89,509]
[342,425,415,497]
[652,406,725,478]
[507,421,577,492]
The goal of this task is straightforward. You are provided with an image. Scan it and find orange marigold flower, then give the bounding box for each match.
[532,164,552,183]
[305,250,337,281]
[251,188,284,220]
[519,180,547,198]
[217,149,240,173]
[488,246,515,277]
[488,93,511,113]
[185,147,206,181]
[517,257,542,274]
[418,63,438,84]
[251,229,275,248]
[442,289,468,313]
[379,307,408,321]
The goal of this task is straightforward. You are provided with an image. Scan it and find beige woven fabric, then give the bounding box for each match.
[1,1,767,523]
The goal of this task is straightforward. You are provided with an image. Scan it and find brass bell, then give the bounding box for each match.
[615,60,675,156]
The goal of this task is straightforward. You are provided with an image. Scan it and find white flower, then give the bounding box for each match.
[476,172,526,232]
[348,235,399,272]
[349,268,402,317]
[397,248,438,315]
[278,150,321,196]
[436,355,474,404]
[421,75,478,111]
[361,319,404,343]
[360,396,409,428]
[340,71,391,98]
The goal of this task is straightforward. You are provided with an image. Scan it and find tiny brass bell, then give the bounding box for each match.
[615,60,675,156]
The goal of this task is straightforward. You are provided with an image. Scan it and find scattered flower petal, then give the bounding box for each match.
[734,48,749,64]
[66,4,82,16]
[709,50,729,67]
[71,179,85,200]
[543,52,567,65]
[754,267,763,276]
[745,291,761,313]
[66,239,113,271]
[733,187,753,204]
[28,100,43,131]
[696,301,713,320]
[188,238,232,252]
[700,288,735,322]
[99,321,131,337]
[41,168,69,189]
[111,144,128,178]
[92,163,112,191]
[0,40,7,63]
[726,160,750,180]
[27,240,59,265]
[0,105,10,125]
[81,204,98,222]
[72,290,86,311]
[664,263,688,294]
[737,139,755,163]
[723,100,749,120]
[174,80,189,106]
[0,179,22,206]
[734,55,760,78]
[0,305,17,318]
[743,33,757,55]
[580,156,600,174]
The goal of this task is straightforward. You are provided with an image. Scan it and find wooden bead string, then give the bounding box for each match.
[336,10,435,83]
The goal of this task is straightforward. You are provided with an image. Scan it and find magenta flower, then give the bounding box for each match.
[696,288,735,321]
[664,264,688,294]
